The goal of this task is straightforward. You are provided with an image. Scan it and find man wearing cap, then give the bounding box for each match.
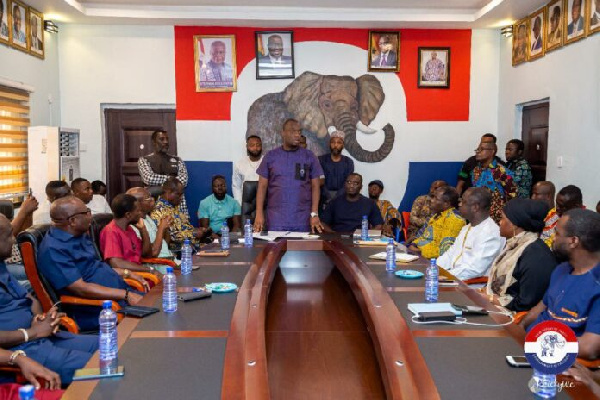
[318,130,354,202]
[368,180,401,236]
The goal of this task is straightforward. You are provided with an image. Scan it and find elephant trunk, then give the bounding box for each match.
[336,113,395,163]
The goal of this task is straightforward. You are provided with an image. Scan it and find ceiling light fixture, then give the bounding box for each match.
[44,21,59,34]
[501,25,513,37]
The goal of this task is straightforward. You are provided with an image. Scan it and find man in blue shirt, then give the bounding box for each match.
[522,209,600,360]
[38,196,145,331]
[321,173,384,232]
[318,131,354,202]
[198,175,241,237]
[0,214,97,384]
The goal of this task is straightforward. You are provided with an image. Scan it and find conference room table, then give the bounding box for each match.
[63,235,594,399]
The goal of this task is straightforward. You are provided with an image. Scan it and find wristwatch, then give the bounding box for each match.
[310,212,318,218]
[8,350,26,365]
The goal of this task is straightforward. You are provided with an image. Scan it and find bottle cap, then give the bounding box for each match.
[103,300,112,309]
[18,385,35,398]
[246,219,251,224]
[388,238,394,243]
[184,238,190,244]
[166,267,174,273]
[362,215,367,218]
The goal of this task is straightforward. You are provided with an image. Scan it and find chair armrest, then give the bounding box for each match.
[142,257,177,268]
[59,316,80,334]
[136,272,160,286]
[464,276,489,285]
[512,311,528,325]
[60,296,123,323]
[576,358,600,369]
[124,278,146,293]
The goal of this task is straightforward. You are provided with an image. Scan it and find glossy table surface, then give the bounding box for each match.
[63,237,592,400]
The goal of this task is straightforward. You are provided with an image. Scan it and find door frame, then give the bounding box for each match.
[514,97,550,142]
[100,103,176,182]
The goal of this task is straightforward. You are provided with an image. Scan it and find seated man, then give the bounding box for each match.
[0,346,62,392]
[127,187,173,260]
[409,186,466,259]
[367,179,401,236]
[71,178,112,215]
[198,175,241,237]
[531,181,558,248]
[91,180,107,197]
[150,177,207,246]
[321,173,383,233]
[32,181,71,225]
[521,209,600,360]
[408,180,447,239]
[38,196,145,331]
[0,214,97,384]
[437,188,504,280]
[99,193,158,276]
[4,196,38,290]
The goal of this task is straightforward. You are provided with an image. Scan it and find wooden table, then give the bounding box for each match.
[63,238,594,399]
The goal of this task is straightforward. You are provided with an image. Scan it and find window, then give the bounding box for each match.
[0,85,29,202]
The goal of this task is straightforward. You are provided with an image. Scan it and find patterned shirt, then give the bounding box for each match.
[541,207,559,248]
[413,208,466,259]
[375,199,400,226]
[506,158,532,199]
[471,160,517,223]
[138,153,189,217]
[423,57,445,81]
[150,197,197,245]
[409,194,433,237]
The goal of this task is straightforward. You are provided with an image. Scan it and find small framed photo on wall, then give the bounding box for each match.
[29,7,43,59]
[512,19,529,66]
[565,0,588,44]
[8,0,28,52]
[194,34,238,93]
[528,8,546,61]
[368,31,400,72]
[0,0,9,45]
[546,0,565,52]
[417,47,450,88]
[255,31,294,80]
[589,0,600,34]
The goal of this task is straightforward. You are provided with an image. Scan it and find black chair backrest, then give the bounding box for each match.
[147,186,163,200]
[241,181,263,223]
[0,200,14,220]
[89,213,114,259]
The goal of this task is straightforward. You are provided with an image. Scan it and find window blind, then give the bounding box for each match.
[0,85,29,201]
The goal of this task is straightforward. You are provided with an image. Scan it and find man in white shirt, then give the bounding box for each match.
[437,187,505,281]
[71,178,112,215]
[33,181,71,225]
[232,135,263,204]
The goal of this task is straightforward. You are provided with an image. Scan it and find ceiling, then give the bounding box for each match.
[26,0,549,29]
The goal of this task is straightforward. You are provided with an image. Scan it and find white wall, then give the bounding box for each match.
[0,31,60,126]
[498,33,600,208]
[58,25,176,180]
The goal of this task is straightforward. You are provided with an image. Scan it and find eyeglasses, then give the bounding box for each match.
[66,208,91,219]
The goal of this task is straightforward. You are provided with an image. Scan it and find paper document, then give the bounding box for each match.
[253,231,310,242]
[369,252,418,263]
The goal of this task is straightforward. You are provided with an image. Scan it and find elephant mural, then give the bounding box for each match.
[246,71,395,163]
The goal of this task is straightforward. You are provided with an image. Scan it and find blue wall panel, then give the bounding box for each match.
[184,161,233,227]
[398,162,463,213]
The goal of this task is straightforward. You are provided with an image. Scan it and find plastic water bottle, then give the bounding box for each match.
[425,258,439,303]
[386,238,396,272]
[221,222,230,250]
[361,215,369,240]
[99,300,118,374]
[244,219,253,247]
[162,267,178,313]
[18,385,35,400]
[181,239,192,275]
[530,370,556,398]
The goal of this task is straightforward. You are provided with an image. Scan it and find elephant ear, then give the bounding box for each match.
[282,72,327,138]
[356,75,385,126]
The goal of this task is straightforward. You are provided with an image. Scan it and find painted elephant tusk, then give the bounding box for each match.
[356,121,378,134]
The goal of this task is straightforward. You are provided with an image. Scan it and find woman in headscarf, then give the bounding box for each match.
[485,198,557,312]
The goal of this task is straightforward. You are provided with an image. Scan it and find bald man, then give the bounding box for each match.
[38,196,145,331]
[127,187,173,259]
[531,181,558,248]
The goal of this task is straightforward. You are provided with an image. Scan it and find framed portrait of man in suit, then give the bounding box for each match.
[589,0,600,34]
[255,31,294,80]
[194,34,238,93]
[8,0,28,52]
[512,19,529,66]
[565,0,588,44]
[546,0,565,52]
[0,0,9,45]
[528,8,546,61]
[29,7,43,59]
[368,31,400,72]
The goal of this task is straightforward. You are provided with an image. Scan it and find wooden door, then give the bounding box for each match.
[521,103,549,185]
[105,109,176,200]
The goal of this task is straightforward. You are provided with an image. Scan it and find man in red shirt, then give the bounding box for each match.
[99,194,157,280]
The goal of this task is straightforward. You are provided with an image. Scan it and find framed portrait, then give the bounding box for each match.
[589,0,600,34]
[565,0,588,44]
[8,0,28,52]
[255,31,294,80]
[512,19,529,66]
[194,35,237,93]
[528,8,546,61]
[0,0,9,45]
[368,31,400,72]
[28,7,43,59]
[546,0,565,52]
[417,47,450,88]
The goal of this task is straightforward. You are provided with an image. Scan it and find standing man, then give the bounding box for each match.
[138,130,189,217]
[232,135,263,204]
[198,175,241,237]
[456,133,503,195]
[254,119,324,233]
[318,131,354,202]
[71,178,112,215]
[531,181,558,248]
[505,139,532,199]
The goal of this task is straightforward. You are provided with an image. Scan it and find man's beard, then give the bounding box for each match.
[553,246,570,263]
[214,192,226,200]
[248,149,262,158]
[330,148,342,156]
[368,194,378,200]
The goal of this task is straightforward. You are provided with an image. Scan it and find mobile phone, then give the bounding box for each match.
[73,366,125,381]
[505,356,530,368]
[453,304,489,315]
[417,311,457,322]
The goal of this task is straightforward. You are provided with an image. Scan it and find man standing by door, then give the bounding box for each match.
[138,130,190,217]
